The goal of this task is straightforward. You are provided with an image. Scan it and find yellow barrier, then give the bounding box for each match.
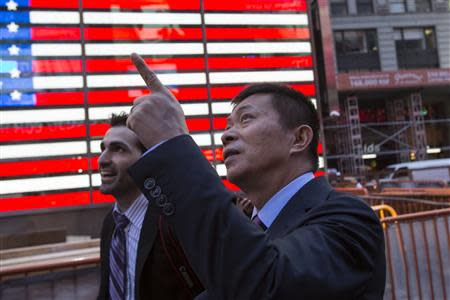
[371,204,398,219]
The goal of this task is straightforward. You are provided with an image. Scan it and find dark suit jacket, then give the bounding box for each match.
[98,205,202,300]
[129,135,386,300]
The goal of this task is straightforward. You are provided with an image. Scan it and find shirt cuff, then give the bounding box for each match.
[142,139,168,156]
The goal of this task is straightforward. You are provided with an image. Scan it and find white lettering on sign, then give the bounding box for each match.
[349,74,390,88]
[394,72,423,85]
[427,70,450,83]
[363,143,380,154]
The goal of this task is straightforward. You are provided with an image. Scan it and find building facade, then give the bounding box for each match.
[321,0,450,176]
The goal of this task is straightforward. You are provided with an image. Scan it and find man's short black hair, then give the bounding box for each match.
[232,83,319,171]
[109,112,128,127]
[108,112,146,153]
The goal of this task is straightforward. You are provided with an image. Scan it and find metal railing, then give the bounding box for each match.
[0,254,99,278]
[381,208,450,300]
[364,194,450,215]
[0,241,101,300]
[372,204,398,219]
[1,209,449,299]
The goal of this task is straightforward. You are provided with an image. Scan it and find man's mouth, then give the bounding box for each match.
[100,170,117,181]
[223,149,240,162]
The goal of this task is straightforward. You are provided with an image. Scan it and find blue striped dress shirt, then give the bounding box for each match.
[113,194,148,300]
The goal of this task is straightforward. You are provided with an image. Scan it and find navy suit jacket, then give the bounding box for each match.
[129,135,386,299]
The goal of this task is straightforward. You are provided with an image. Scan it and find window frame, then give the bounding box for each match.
[334,29,381,72]
[394,26,439,69]
[330,0,349,16]
[334,29,379,55]
[394,27,437,50]
[388,0,432,13]
[356,0,374,15]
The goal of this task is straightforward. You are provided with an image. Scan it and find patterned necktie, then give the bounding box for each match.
[109,211,130,300]
[252,214,267,231]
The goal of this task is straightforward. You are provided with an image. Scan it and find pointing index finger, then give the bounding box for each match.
[131,52,165,93]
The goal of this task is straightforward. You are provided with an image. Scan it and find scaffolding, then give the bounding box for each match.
[324,91,448,176]
[332,96,365,176]
[386,98,410,162]
[409,93,428,161]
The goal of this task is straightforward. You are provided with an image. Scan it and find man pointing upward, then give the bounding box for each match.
[127,53,386,300]
[126,53,188,148]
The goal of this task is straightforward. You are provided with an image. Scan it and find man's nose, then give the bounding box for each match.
[221,127,237,146]
[98,151,111,167]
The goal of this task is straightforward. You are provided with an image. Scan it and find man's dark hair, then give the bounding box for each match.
[232,83,319,171]
[108,112,146,153]
[109,112,128,127]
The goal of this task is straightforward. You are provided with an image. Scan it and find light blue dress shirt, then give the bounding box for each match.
[113,194,148,300]
[251,172,315,230]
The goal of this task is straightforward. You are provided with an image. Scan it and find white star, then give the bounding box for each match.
[10,90,22,101]
[6,0,18,10]
[8,44,20,55]
[7,22,19,33]
[10,68,21,78]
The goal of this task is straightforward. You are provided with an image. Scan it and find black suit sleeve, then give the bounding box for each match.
[128,135,384,300]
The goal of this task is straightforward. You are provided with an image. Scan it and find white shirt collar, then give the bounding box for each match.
[113,194,148,228]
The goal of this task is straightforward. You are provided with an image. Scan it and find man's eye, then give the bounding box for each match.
[111,146,125,152]
[240,114,253,122]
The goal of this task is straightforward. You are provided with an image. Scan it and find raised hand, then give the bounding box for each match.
[127,53,188,149]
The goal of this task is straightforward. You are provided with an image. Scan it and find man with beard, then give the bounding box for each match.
[97,113,202,300]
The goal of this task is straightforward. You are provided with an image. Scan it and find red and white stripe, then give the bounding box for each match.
[1,0,318,213]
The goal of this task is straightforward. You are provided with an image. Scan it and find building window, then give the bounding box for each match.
[335,30,378,53]
[394,28,436,50]
[334,30,380,71]
[414,0,432,12]
[356,0,374,14]
[389,0,432,13]
[389,0,407,13]
[394,27,439,69]
[330,0,348,16]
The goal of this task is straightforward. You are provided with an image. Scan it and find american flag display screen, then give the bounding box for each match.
[1,0,317,213]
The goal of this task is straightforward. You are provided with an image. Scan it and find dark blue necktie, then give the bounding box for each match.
[252,214,267,231]
[109,211,130,300]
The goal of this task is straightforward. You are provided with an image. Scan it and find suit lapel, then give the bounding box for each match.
[267,176,333,239]
[134,208,158,291]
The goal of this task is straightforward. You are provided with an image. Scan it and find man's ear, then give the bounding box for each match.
[290,125,313,155]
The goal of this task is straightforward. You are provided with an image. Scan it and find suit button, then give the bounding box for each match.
[163,203,175,216]
[144,178,156,190]
[156,194,167,207]
[150,186,161,198]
